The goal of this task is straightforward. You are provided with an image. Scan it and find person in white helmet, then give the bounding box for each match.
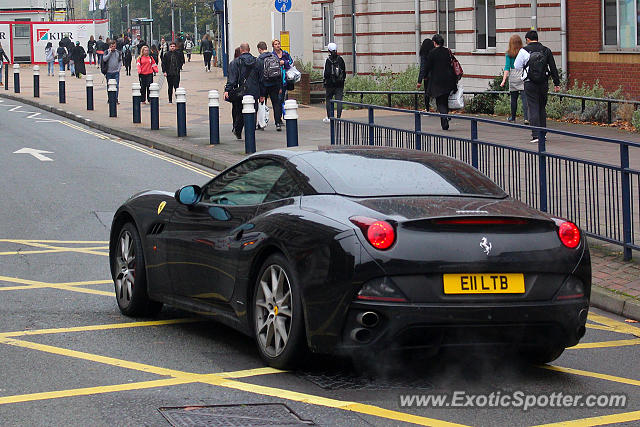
[323,42,346,123]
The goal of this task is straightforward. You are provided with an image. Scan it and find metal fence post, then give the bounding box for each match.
[413,93,419,111]
[242,95,256,154]
[208,90,220,144]
[4,63,7,91]
[368,107,375,146]
[107,78,117,117]
[414,111,421,151]
[13,64,20,93]
[33,65,39,98]
[149,83,160,130]
[607,101,612,124]
[58,71,66,104]
[284,99,299,147]
[471,119,479,169]
[620,143,632,261]
[86,75,94,110]
[329,100,335,145]
[132,82,141,123]
[538,131,548,212]
[176,87,187,137]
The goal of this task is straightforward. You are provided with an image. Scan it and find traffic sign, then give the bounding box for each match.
[275,0,291,13]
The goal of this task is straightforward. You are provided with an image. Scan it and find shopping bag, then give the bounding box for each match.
[257,101,270,129]
[448,84,464,110]
[286,65,302,83]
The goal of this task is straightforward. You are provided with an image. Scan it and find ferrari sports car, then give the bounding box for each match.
[109,147,591,368]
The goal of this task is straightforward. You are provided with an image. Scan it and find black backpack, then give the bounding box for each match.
[101,50,121,75]
[525,48,548,84]
[263,54,282,82]
[328,57,345,85]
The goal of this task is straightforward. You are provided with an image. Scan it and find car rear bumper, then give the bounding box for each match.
[335,299,589,354]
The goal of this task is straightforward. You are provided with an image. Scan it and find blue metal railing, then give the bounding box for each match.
[328,100,640,260]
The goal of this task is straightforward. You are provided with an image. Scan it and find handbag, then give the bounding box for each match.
[448,83,464,109]
[228,64,249,102]
[449,48,463,80]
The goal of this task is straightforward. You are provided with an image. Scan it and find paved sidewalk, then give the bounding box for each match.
[3,59,640,320]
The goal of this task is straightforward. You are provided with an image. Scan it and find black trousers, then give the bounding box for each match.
[325,86,344,118]
[232,99,258,136]
[167,74,180,102]
[423,85,431,111]
[203,52,212,70]
[524,81,548,139]
[510,90,529,120]
[264,85,283,126]
[435,94,450,130]
[124,58,132,75]
[139,74,153,102]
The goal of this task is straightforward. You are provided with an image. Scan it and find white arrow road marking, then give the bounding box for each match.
[8,106,25,112]
[13,148,54,162]
[26,112,41,119]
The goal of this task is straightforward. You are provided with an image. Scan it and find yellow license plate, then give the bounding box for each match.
[443,274,525,294]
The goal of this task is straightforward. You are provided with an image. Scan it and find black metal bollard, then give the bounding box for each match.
[58,71,66,103]
[149,83,159,130]
[242,95,256,154]
[284,99,299,147]
[132,82,141,123]
[208,90,220,145]
[176,87,187,137]
[13,64,20,93]
[33,65,40,98]
[86,75,94,110]
[107,78,117,117]
[4,63,7,91]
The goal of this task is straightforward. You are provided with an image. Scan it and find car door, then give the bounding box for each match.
[163,158,290,305]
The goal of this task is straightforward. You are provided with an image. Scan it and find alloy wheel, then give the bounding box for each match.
[115,230,136,308]
[255,265,293,357]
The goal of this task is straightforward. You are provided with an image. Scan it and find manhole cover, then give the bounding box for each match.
[296,370,434,390]
[159,403,315,426]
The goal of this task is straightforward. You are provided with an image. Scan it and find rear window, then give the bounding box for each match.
[299,151,506,198]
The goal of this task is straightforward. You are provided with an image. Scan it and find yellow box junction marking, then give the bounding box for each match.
[0,239,109,257]
[0,275,113,296]
[533,409,640,426]
[541,365,640,387]
[588,313,640,338]
[568,338,640,350]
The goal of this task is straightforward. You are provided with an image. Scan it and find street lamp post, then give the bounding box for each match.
[149,0,154,45]
[171,0,175,41]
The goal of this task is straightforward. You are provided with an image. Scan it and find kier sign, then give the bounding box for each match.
[37,28,73,41]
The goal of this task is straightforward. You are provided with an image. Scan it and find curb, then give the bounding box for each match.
[591,285,640,321]
[0,92,234,172]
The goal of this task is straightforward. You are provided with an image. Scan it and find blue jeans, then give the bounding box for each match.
[106,71,120,101]
[47,61,55,75]
[58,60,65,72]
[69,60,75,75]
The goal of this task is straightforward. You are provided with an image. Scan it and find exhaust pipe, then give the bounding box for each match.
[356,311,380,328]
[350,328,372,343]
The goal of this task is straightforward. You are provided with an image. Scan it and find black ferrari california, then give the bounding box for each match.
[109,147,591,368]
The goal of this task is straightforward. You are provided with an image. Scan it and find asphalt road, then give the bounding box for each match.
[1,98,640,427]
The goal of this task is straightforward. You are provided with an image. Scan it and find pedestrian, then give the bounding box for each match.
[135,35,147,56]
[96,35,106,68]
[56,41,68,73]
[272,39,293,115]
[137,45,158,104]
[500,34,529,124]
[122,40,133,76]
[87,35,96,66]
[201,34,214,72]
[257,41,283,131]
[514,30,561,143]
[184,36,194,62]
[0,43,9,86]
[61,35,73,71]
[159,37,169,65]
[44,42,55,76]
[162,41,184,103]
[224,43,261,139]
[103,40,123,103]
[322,42,346,123]
[230,47,242,136]
[150,44,160,74]
[422,33,458,130]
[71,41,86,78]
[417,38,435,111]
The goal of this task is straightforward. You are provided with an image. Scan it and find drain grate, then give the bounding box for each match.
[296,370,434,390]
[159,403,315,426]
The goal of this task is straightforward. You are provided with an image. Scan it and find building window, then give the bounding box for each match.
[322,3,335,48]
[438,0,455,49]
[476,0,496,49]
[603,0,640,48]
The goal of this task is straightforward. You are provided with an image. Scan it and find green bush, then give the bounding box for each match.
[633,109,640,132]
[341,65,421,108]
[464,72,508,114]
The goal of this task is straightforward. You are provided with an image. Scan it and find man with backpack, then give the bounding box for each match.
[224,43,261,140]
[514,30,561,144]
[162,42,185,103]
[257,41,283,131]
[102,41,123,104]
[323,43,346,123]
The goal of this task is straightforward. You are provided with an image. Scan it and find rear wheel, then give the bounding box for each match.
[252,253,306,369]
[520,345,565,364]
[112,222,162,317]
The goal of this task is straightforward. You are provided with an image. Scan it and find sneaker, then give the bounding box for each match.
[322,117,330,123]
[235,131,242,140]
[507,117,515,122]
[529,138,539,144]
[276,123,282,131]
[524,120,530,125]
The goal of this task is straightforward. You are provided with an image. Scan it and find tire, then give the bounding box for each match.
[252,253,306,369]
[111,222,163,317]
[520,345,565,364]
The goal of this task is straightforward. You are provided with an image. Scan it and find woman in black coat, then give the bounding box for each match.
[71,42,86,78]
[423,34,457,130]
[417,38,434,111]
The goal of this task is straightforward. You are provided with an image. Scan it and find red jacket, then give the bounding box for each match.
[136,55,158,75]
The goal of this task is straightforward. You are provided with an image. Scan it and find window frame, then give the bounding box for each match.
[602,0,640,50]
[437,0,456,50]
[475,0,496,51]
[322,3,335,49]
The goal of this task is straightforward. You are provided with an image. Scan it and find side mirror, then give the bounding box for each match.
[175,185,202,206]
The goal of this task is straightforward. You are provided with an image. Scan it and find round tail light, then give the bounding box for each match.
[350,216,396,250]
[558,221,580,248]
